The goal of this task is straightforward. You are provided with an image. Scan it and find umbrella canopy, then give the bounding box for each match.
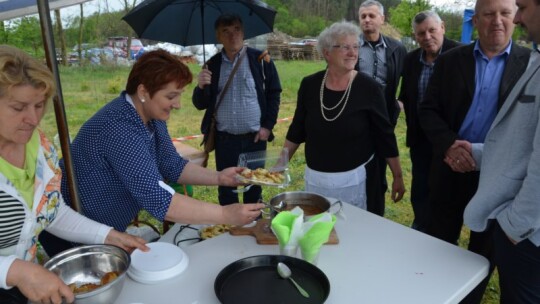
[122,0,276,47]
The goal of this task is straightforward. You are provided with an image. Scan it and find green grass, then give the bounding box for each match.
[43,61,499,303]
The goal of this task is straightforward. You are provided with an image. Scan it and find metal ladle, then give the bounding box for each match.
[277,262,310,298]
[260,200,287,218]
[232,184,253,193]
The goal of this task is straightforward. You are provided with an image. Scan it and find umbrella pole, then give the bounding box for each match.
[37,0,83,213]
[201,0,206,63]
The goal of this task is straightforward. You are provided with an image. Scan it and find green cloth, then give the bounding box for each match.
[0,131,39,208]
[299,213,337,263]
[270,207,304,249]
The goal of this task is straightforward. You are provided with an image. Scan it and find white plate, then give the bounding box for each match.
[128,242,188,284]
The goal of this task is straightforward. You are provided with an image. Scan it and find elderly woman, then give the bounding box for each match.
[41,49,263,255]
[0,45,148,304]
[284,21,405,210]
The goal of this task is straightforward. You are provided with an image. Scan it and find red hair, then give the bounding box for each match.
[125,49,192,97]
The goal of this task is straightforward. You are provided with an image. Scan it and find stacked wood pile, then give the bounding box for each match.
[264,31,322,61]
[301,45,322,60]
[267,41,322,61]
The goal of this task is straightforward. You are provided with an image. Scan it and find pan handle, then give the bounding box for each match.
[329,200,343,216]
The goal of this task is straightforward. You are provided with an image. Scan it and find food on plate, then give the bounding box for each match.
[68,271,119,294]
[240,168,285,184]
[200,224,231,240]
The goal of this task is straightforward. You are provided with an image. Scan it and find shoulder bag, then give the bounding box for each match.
[202,47,246,167]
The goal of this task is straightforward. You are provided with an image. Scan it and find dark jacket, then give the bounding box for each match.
[357,34,407,126]
[399,37,461,147]
[192,47,282,141]
[419,41,530,158]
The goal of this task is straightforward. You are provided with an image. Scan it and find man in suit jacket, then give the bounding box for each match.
[463,0,540,301]
[357,0,407,216]
[193,14,281,206]
[399,10,460,233]
[419,0,530,302]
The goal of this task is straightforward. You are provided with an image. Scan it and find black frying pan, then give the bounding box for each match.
[214,255,330,304]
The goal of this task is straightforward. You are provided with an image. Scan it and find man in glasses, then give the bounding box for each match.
[357,0,407,217]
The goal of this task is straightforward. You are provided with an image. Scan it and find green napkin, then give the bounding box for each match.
[270,207,304,253]
[299,212,337,264]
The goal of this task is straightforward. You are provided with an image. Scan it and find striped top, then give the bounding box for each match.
[0,191,24,250]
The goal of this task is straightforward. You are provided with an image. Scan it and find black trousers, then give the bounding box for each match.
[214,131,266,206]
[494,222,540,304]
[427,167,494,304]
[409,140,433,232]
[0,287,27,304]
[460,226,496,304]
[427,167,479,244]
[366,155,386,216]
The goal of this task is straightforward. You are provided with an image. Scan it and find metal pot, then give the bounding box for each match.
[266,191,342,218]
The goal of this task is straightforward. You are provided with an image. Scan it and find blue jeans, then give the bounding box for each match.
[409,140,432,232]
[214,131,267,205]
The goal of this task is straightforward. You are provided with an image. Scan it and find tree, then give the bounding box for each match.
[0,21,9,44]
[437,9,463,42]
[121,0,138,59]
[11,17,43,56]
[55,10,68,66]
[388,0,432,37]
[77,3,84,63]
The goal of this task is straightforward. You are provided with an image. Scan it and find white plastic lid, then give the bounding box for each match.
[128,242,189,284]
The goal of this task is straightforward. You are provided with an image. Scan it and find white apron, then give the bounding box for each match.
[304,155,374,209]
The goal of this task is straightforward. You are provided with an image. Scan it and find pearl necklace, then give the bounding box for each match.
[319,69,354,122]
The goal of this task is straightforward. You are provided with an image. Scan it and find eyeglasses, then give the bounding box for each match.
[332,44,360,52]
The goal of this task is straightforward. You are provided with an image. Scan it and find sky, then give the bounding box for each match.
[431,0,475,11]
[61,0,123,18]
[60,0,476,18]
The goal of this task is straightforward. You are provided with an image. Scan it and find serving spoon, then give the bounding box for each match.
[277,262,310,298]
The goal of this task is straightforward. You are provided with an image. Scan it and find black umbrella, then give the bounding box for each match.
[122,0,276,61]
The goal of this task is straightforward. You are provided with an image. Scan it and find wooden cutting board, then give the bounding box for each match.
[229,219,339,245]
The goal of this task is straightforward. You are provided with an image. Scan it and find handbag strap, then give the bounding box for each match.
[214,46,247,112]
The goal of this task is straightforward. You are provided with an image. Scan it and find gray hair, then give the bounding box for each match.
[317,21,361,54]
[412,10,442,32]
[359,0,384,16]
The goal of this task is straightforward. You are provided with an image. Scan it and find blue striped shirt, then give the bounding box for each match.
[216,48,260,134]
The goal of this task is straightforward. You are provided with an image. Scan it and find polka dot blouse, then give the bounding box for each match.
[61,92,188,231]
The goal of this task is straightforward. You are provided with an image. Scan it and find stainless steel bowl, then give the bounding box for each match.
[44,244,130,304]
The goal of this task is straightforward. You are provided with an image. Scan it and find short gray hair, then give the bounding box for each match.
[359,0,384,16]
[317,21,361,54]
[412,10,442,32]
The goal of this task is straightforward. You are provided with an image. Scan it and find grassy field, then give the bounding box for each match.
[43,60,499,303]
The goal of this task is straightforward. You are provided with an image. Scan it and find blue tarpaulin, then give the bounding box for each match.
[461,9,475,44]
